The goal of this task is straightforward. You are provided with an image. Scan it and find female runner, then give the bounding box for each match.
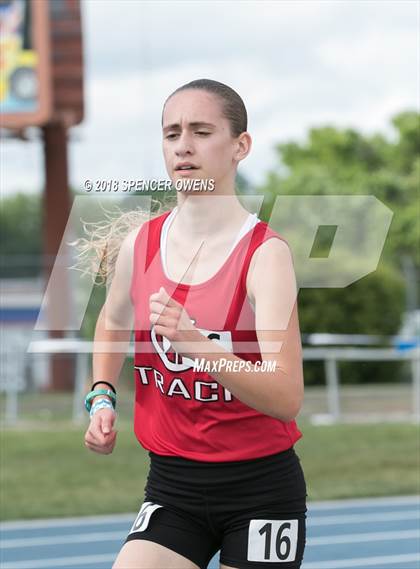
[82,79,307,569]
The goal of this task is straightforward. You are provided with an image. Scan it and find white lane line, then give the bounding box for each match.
[308,510,419,525]
[0,553,116,569]
[308,529,419,545]
[0,510,420,546]
[2,552,420,569]
[302,553,420,569]
[0,530,125,548]
[0,513,136,531]
[307,495,419,510]
[1,528,418,550]
[0,509,418,539]
[1,496,418,531]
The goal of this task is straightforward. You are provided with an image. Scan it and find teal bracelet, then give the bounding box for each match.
[84,389,117,412]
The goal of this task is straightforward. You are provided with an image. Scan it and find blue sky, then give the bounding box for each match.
[1,0,419,196]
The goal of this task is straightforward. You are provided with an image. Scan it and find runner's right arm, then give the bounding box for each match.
[89,227,138,405]
[84,228,139,454]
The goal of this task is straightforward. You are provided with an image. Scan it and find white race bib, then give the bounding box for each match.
[247,518,299,562]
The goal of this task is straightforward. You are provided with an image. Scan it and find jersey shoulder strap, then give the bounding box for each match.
[225,221,289,329]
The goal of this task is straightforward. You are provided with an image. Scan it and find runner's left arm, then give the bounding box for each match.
[149,238,304,422]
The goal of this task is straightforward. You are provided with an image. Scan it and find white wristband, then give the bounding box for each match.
[89,398,115,419]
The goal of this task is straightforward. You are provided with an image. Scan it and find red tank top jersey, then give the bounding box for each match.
[130,210,303,462]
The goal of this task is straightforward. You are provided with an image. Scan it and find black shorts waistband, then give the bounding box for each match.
[147,447,300,488]
[145,446,306,508]
[148,446,296,469]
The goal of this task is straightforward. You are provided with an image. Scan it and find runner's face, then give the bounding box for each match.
[162,90,238,189]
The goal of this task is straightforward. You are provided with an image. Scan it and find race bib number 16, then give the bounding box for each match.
[247,519,299,562]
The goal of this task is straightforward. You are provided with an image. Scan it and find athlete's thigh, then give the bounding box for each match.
[219,510,307,569]
[112,539,200,569]
[117,499,220,569]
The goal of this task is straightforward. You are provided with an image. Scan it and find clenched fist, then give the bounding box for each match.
[84,407,118,455]
[149,287,203,357]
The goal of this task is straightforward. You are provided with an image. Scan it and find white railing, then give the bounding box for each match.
[303,346,420,423]
[1,339,419,425]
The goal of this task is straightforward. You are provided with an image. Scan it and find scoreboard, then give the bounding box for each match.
[0,0,83,129]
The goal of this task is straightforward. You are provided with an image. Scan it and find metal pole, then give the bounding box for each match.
[3,347,25,426]
[411,350,420,423]
[72,351,89,425]
[325,357,341,422]
[5,384,18,425]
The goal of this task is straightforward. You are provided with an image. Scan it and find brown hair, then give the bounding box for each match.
[162,78,248,137]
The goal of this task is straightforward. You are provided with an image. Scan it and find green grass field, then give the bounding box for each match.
[1,421,418,522]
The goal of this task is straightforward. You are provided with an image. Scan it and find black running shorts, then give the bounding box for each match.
[124,446,307,569]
